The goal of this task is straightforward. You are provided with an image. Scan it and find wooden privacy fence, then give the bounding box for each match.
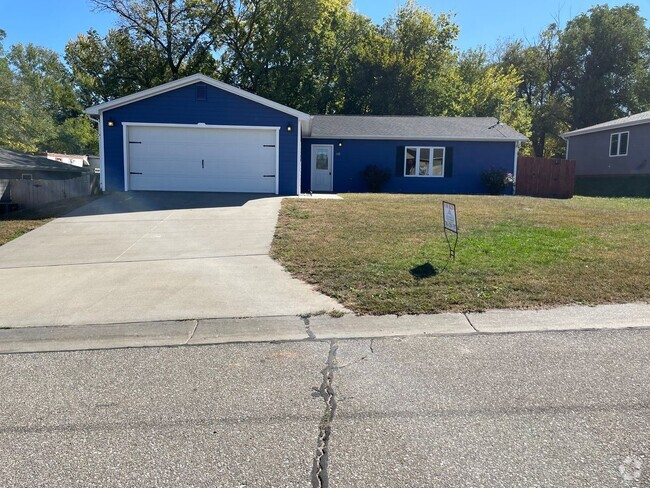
[516,156,576,199]
[8,174,100,209]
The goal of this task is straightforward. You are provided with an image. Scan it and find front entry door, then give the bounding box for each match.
[311,145,333,192]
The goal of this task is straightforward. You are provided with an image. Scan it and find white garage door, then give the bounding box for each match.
[126,125,278,193]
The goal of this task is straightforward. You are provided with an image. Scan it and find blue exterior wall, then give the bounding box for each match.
[301,139,516,194]
[101,82,299,195]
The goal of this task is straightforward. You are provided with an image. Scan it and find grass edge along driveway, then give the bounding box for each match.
[271,194,650,315]
[0,195,100,246]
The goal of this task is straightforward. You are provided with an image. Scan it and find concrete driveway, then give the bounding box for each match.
[0,192,344,328]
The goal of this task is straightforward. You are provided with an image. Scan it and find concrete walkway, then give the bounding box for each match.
[0,192,343,328]
[1,303,647,354]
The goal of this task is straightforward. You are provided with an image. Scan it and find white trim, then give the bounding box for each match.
[311,144,334,192]
[562,118,650,138]
[304,135,528,143]
[99,112,106,191]
[121,122,280,131]
[609,131,629,157]
[404,146,445,178]
[513,142,519,195]
[275,128,280,195]
[85,74,310,120]
[296,119,302,195]
[123,124,129,191]
[565,137,570,159]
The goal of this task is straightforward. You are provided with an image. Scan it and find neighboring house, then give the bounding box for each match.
[562,111,650,197]
[0,148,89,181]
[87,155,101,173]
[43,153,89,168]
[0,148,91,204]
[85,74,528,196]
[0,148,95,207]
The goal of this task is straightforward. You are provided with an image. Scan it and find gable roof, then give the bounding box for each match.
[0,148,89,173]
[85,74,310,120]
[304,115,528,142]
[562,110,650,138]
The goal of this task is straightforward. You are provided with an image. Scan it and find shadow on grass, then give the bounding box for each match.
[410,262,438,279]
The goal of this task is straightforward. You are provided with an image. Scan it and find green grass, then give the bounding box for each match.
[271,194,650,314]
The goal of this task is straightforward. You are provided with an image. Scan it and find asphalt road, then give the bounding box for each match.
[1,328,648,487]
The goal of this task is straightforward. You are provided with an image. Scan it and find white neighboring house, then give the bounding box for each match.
[44,153,89,168]
[43,153,101,173]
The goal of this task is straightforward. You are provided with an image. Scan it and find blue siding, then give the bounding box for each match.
[102,83,299,195]
[302,139,516,194]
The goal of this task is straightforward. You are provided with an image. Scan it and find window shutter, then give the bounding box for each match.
[396,146,405,176]
[444,147,453,177]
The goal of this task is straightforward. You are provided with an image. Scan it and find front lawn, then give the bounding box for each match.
[271,194,650,314]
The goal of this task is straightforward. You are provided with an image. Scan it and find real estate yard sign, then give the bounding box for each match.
[443,201,457,233]
[442,201,458,260]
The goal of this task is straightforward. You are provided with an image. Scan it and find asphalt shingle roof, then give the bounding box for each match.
[308,115,528,141]
[0,148,87,173]
[563,110,650,137]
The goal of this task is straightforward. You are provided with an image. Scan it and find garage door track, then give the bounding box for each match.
[0,192,344,328]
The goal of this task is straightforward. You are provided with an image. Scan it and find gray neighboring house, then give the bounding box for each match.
[0,148,90,203]
[562,111,650,197]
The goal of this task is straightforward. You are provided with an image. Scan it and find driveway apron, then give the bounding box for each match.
[0,192,343,327]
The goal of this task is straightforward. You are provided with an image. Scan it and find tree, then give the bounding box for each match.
[499,27,569,157]
[559,4,650,128]
[91,0,228,79]
[66,29,172,107]
[0,29,24,151]
[0,40,97,154]
[219,0,369,113]
[339,1,459,115]
[448,48,531,145]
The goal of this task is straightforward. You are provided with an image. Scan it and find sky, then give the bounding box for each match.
[1,0,649,55]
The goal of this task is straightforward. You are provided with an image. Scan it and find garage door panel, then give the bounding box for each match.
[127,126,277,193]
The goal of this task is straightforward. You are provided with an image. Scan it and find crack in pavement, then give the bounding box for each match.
[302,317,317,340]
[463,312,479,333]
[185,320,199,345]
[311,340,338,488]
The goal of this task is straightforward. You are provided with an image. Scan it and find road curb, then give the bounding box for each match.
[0,303,648,354]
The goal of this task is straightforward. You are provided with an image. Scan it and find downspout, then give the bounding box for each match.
[512,141,520,195]
[297,119,302,196]
[565,136,570,159]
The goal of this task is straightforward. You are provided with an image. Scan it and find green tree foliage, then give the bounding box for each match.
[0,38,97,154]
[340,1,459,115]
[65,29,173,107]
[91,0,228,78]
[559,4,650,128]
[499,27,569,157]
[451,48,532,140]
[3,1,650,161]
[219,0,370,113]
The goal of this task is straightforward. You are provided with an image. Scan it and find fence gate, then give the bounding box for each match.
[516,157,576,199]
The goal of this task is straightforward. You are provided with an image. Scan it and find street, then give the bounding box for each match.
[1,327,648,487]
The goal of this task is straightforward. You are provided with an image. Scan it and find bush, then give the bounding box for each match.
[481,168,513,195]
[362,164,391,193]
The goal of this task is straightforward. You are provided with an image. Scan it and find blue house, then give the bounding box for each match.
[85,74,527,195]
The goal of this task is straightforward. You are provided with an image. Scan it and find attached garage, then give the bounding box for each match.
[125,124,278,193]
[86,74,309,196]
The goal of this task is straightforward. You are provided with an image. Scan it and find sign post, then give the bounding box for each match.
[442,201,458,260]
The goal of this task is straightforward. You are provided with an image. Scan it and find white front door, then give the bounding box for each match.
[311,145,333,192]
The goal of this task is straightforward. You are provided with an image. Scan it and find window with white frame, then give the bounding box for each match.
[609,131,629,156]
[404,147,445,177]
